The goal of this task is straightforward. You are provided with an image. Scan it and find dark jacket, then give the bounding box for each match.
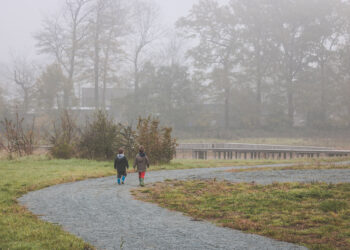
[133,153,150,172]
[114,154,129,173]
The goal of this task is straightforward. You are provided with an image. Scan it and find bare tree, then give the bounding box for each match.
[159,32,187,67]
[10,57,37,114]
[100,0,129,109]
[129,0,163,96]
[91,0,104,109]
[35,0,92,108]
[1,114,36,157]
[0,86,7,118]
[82,0,129,109]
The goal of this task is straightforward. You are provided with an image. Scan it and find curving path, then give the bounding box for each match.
[19,164,350,250]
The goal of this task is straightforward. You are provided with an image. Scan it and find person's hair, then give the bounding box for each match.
[118,148,124,154]
[139,145,144,153]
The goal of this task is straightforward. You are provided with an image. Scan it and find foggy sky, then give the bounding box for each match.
[0,0,199,64]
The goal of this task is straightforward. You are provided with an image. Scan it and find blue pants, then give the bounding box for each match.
[117,176,126,184]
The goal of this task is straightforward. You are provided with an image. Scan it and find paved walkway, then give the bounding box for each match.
[19,164,350,250]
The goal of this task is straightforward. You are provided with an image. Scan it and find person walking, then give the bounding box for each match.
[133,146,150,187]
[114,148,129,185]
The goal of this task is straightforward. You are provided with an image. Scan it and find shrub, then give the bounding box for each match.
[0,134,4,151]
[49,110,79,159]
[49,111,176,162]
[51,143,75,159]
[137,116,177,164]
[118,125,137,159]
[79,111,120,160]
[0,113,36,157]
[161,127,176,163]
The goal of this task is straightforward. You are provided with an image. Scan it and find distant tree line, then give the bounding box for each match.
[2,0,350,137]
[176,0,350,130]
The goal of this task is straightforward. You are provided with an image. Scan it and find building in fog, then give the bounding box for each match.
[77,87,130,121]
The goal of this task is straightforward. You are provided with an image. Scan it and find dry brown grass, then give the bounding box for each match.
[133,180,350,250]
[225,162,350,173]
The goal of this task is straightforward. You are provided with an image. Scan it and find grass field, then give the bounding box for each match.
[133,180,350,250]
[0,156,116,249]
[0,156,301,249]
[151,158,299,170]
[1,155,349,249]
[225,162,350,173]
[149,157,350,172]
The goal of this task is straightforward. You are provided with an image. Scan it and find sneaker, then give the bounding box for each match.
[122,182,125,184]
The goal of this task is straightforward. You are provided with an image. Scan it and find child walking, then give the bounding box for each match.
[114,148,129,185]
[133,146,150,187]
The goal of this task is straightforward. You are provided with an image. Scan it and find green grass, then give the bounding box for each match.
[152,159,301,170]
[1,155,349,249]
[133,180,350,250]
[0,156,296,249]
[153,157,350,172]
[0,156,115,250]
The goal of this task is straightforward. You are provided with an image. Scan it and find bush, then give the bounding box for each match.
[137,116,177,164]
[0,134,4,151]
[118,125,137,159]
[0,113,36,157]
[79,111,120,160]
[160,127,176,163]
[49,110,79,159]
[51,143,75,159]
[49,111,176,162]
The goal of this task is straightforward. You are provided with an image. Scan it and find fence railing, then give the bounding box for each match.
[177,143,333,151]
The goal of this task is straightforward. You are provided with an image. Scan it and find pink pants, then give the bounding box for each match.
[138,172,146,178]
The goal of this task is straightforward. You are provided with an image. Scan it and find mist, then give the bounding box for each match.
[2,2,350,249]
[1,0,350,146]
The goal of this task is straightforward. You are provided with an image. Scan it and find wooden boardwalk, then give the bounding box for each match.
[176,143,350,160]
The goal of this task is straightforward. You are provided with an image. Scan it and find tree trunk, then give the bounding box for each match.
[94,12,101,110]
[223,64,230,130]
[102,46,110,110]
[224,88,230,130]
[256,48,262,127]
[102,25,115,110]
[23,89,29,114]
[256,76,262,126]
[347,80,350,127]
[219,58,231,130]
[134,49,141,96]
[63,86,70,109]
[55,93,61,110]
[133,49,141,118]
[102,63,107,110]
[320,61,327,123]
[287,82,294,127]
[65,23,77,109]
